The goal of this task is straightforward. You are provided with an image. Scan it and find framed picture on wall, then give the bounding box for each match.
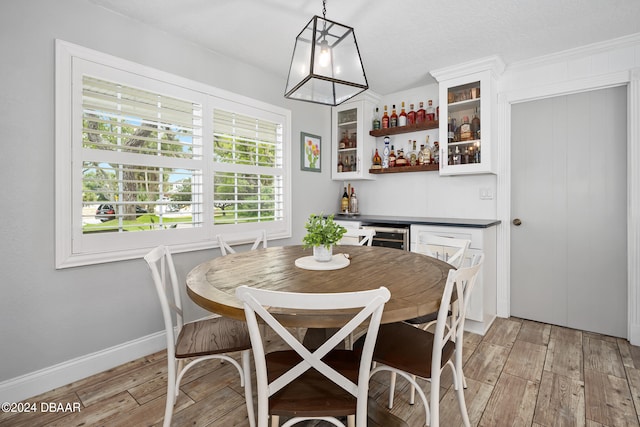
[300,132,321,172]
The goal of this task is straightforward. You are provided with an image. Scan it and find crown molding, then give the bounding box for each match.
[506,32,640,72]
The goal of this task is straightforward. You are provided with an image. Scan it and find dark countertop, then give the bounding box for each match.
[331,213,501,228]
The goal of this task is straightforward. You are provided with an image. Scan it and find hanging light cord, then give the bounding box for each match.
[322,0,326,19]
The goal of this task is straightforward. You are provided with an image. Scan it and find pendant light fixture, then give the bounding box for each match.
[284,0,368,106]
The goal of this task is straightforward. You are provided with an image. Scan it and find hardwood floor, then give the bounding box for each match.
[2,317,640,426]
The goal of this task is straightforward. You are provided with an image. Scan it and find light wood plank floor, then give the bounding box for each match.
[2,317,640,427]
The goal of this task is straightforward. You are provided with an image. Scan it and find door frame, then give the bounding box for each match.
[495,68,640,344]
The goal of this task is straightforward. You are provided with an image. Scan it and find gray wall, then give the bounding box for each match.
[0,0,338,384]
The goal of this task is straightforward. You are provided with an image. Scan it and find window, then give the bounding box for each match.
[55,40,291,268]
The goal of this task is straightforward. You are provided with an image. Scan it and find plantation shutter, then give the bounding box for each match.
[212,108,284,224]
[81,76,204,232]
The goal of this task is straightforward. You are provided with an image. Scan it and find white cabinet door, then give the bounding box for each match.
[331,95,378,180]
[431,56,504,176]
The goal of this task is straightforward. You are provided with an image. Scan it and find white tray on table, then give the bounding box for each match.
[294,254,350,271]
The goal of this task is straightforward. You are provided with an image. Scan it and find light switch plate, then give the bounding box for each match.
[479,188,494,200]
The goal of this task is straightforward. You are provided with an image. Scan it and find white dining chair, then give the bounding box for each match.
[413,234,471,268]
[405,234,471,329]
[144,245,255,427]
[363,254,484,427]
[217,229,267,256]
[236,285,390,427]
[340,227,376,246]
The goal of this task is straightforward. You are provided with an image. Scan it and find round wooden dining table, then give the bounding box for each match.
[186,245,453,328]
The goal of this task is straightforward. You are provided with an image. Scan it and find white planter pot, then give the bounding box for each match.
[313,245,333,262]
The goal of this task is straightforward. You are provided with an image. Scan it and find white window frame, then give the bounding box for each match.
[55,40,291,268]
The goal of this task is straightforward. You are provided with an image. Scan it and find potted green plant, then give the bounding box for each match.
[302,214,347,262]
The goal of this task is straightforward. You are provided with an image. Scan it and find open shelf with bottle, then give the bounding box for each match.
[369,120,439,137]
[431,56,504,175]
[369,163,439,174]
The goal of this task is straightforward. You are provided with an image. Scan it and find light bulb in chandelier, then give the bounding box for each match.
[318,39,331,67]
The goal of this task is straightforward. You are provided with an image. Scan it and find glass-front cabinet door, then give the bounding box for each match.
[332,96,377,180]
[432,56,504,175]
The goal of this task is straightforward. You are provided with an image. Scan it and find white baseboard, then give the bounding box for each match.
[0,331,167,403]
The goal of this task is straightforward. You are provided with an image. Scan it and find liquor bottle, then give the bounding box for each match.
[341,187,349,213]
[373,107,381,130]
[433,140,440,164]
[390,105,398,128]
[436,105,439,122]
[395,147,407,167]
[421,135,431,164]
[382,136,390,168]
[447,117,455,143]
[459,116,472,141]
[416,101,426,124]
[471,108,480,139]
[454,146,461,165]
[421,144,432,165]
[389,145,396,167]
[343,155,351,171]
[339,130,347,149]
[462,147,470,164]
[381,105,389,129]
[338,155,344,172]
[398,102,407,127]
[426,100,436,122]
[407,103,416,125]
[407,140,418,166]
[349,188,358,214]
[372,148,382,169]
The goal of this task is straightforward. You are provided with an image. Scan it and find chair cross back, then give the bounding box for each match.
[236,285,390,427]
[341,228,376,246]
[217,229,267,256]
[414,234,470,268]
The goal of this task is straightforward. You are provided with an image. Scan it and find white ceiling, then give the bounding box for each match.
[90,0,640,95]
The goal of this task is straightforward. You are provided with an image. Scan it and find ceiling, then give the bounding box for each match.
[90,0,640,95]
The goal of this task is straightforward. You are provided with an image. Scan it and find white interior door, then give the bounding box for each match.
[510,86,627,338]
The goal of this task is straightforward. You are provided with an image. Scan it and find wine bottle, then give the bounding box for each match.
[349,188,358,214]
[341,187,349,212]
